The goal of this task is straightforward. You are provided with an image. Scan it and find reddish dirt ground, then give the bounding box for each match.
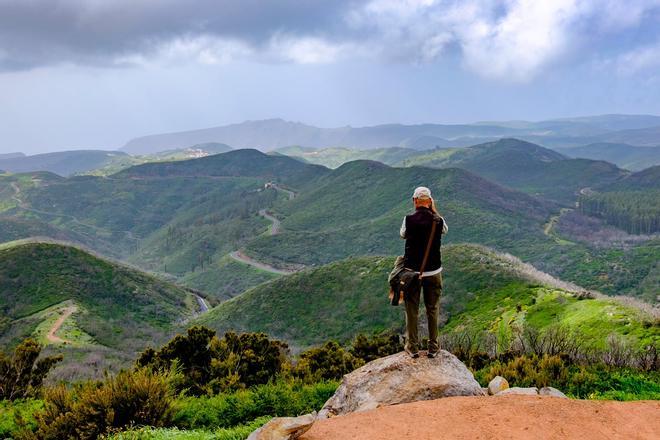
[302,395,660,440]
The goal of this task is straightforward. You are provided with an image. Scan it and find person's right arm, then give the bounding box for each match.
[400,217,407,239]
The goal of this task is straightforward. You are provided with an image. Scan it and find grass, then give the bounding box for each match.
[104,417,271,440]
[29,301,96,347]
[197,245,659,351]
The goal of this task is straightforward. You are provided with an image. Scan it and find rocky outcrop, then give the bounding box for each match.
[247,413,316,440]
[540,386,568,398]
[487,376,509,395]
[496,387,539,396]
[318,350,484,419]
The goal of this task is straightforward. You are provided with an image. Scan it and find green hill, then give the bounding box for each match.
[274,146,423,168]
[115,148,328,188]
[196,244,659,350]
[244,160,555,267]
[0,242,197,379]
[402,139,627,204]
[560,143,660,171]
[0,150,128,177]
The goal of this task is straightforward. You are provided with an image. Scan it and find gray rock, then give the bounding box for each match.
[247,412,316,440]
[318,350,484,419]
[496,386,539,396]
[487,376,509,395]
[540,386,568,398]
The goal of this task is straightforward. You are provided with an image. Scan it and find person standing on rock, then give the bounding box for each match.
[399,186,447,358]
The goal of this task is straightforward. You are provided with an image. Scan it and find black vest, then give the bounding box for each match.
[404,207,443,272]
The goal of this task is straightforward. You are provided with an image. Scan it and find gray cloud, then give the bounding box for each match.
[0,0,361,69]
[1,0,659,82]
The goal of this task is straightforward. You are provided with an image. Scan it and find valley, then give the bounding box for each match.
[0,136,658,382]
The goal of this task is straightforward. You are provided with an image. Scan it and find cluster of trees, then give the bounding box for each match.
[579,191,660,235]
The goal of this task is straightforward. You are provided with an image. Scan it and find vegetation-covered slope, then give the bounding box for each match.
[0,150,128,177]
[0,242,195,353]
[401,139,628,204]
[197,244,658,349]
[273,146,422,168]
[559,143,660,171]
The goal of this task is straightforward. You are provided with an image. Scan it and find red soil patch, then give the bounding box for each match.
[302,395,660,440]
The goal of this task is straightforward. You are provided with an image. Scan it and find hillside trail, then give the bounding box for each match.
[10,181,140,246]
[303,395,660,440]
[258,209,281,235]
[47,305,77,344]
[229,251,298,275]
[227,183,302,274]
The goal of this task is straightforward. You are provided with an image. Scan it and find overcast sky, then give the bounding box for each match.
[1,0,660,154]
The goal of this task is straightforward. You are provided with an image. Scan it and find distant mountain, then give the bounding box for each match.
[402,138,627,204]
[601,165,660,191]
[0,242,196,379]
[122,114,660,154]
[559,143,660,171]
[0,152,24,160]
[122,119,526,154]
[0,150,127,176]
[196,245,658,349]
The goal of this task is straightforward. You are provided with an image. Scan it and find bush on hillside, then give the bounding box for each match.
[479,354,570,389]
[294,341,364,381]
[349,331,403,363]
[30,368,177,440]
[0,339,62,401]
[172,381,337,430]
[137,327,289,394]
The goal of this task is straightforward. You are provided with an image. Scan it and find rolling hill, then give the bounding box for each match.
[273,146,423,168]
[0,241,198,379]
[196,244,659,350]
[400,139,628,204]
[559,143,660,171]
[0,150,128,176]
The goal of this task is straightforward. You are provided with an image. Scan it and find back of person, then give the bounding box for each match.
[398,186,448,359]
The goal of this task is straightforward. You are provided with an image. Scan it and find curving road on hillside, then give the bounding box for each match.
[259,209,282,235]
[229,250,299,275]
[47,305,77,344]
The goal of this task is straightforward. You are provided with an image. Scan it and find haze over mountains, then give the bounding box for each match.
[0,115,658,380]
[122,114,660,155]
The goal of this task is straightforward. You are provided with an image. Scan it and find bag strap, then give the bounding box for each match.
[418,220,437,279]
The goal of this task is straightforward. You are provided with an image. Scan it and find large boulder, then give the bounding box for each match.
[247,413,316,440]
[496,387,539,396]
[487,376,509,395]
[540,386,568,398]
[318,350,484,419]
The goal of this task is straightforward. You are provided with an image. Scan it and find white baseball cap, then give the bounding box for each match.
[412,186,432,199]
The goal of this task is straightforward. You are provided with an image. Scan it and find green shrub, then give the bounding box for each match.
[172,380,337,430]
[294,341,363,382]
[0,399,43,438]
[0,339,62,401]
[138,327,288,395]
[478,354,570,389]
[349,332,402,363]
[104,416,271,440]
[32,368,177,440]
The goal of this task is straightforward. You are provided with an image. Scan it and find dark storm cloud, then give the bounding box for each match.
[0,0,363,70]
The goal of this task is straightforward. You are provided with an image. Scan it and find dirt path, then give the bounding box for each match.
[303,395,660,440]
[46,305,77,344]
[229,250,299,275]
[259,209,281,235]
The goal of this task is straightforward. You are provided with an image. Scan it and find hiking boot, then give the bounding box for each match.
[427,350,438,359]
[405,348,419,359]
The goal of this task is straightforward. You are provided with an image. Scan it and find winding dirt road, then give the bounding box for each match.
[46,305,77,344]
[259,209,282,235]
[229,251,299,275]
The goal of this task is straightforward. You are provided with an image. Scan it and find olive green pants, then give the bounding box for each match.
[404,273,442,353]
